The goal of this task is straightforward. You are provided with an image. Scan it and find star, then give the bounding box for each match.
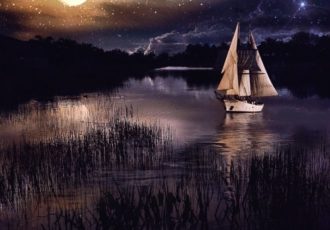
[300,2,306,8]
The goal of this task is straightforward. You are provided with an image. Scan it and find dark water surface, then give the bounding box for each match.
[1,72,330,229]
[120,76,330,153]
[1,74,330,152]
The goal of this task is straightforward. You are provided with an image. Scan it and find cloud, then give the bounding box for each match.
[144,31,185,55]
[144,23,233,55]
[144,18,330,55]
[0,10,26,34]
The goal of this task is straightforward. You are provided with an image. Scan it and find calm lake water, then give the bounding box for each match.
[1,72,330,154]
[1,72,330,229]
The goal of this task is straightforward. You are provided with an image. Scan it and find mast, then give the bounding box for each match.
[248,32,278,97]
[217,23,240,95]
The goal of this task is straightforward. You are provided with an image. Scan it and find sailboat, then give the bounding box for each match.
[215,23,278,112]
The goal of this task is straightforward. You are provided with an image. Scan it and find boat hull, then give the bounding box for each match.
[223,99,264,113]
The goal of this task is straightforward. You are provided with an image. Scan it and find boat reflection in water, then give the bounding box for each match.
[214,112,278,157]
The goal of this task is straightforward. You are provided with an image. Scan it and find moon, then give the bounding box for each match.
[59,0,87,7]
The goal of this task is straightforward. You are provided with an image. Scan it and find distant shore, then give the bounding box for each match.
[1,31,330,108]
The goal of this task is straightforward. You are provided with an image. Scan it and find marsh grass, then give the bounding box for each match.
[41,140,330,230]
[0,112,173,213]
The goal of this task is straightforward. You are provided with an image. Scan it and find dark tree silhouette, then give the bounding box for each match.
[1,31,330,108]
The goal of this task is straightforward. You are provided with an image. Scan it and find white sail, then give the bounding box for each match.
[239,70,251,96]
[249,32,278,97]
[216,23,277,112]
[217,23,240,95]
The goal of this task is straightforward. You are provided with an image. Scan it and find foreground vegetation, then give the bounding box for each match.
[41,142,330,230]
[0,129,329,229]
[0,108,173,228]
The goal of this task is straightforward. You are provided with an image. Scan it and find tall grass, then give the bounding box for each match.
[41,140,330,230]
[0,113,173,212]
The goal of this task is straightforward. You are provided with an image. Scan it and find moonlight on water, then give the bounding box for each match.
[59,0,87,7]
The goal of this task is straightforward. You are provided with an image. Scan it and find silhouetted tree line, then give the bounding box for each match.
[0,31,330,107]
[0,35,153,107]
[258,32,330,98]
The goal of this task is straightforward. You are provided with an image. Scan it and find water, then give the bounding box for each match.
[1,72,330,229]
[2,74,330,151]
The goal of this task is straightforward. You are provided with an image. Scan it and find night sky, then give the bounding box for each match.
[1,0,330,54]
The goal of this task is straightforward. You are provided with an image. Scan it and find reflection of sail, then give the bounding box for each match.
[214,113,277,156]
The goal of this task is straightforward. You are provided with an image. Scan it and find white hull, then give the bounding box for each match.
[223,99,264,113]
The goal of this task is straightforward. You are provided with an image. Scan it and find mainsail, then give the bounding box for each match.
[217,23,240,95]
[239,70,251,96]
[248,32,278,97]
[217,23,278,97]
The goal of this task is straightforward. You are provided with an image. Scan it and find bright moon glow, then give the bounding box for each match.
[59,0,87,7]
[300,2,306,8]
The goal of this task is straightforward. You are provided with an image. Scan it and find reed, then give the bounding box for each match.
[0,112,173,211]
[41,140,330,230]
